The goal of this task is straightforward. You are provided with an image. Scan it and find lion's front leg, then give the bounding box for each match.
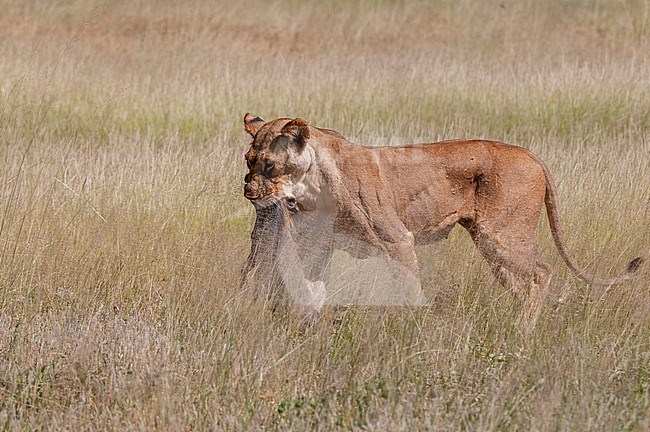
[277,245,327,325]
[273,215,335,324]
[383,230,428,307]
[342,209,428,306]
[289,212,335,323]
[297,245,332,326]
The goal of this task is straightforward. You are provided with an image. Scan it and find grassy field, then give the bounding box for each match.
[1,0,649,430]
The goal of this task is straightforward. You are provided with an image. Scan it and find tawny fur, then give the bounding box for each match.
[241,113,643,332]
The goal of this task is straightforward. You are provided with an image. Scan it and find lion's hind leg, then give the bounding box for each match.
[464,223,552,333]
[516,260,552,332]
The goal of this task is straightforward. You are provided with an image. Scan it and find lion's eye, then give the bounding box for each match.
[263,162,275,176]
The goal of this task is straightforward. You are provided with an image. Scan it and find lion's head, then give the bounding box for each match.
[243,113,314,212]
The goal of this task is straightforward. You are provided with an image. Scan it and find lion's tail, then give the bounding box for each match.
[527,151,643,286]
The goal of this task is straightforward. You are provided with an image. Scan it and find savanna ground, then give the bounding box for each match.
[1,0,649,430]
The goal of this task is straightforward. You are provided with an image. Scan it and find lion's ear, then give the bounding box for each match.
[244,113,265,136]
[281,118,310,151]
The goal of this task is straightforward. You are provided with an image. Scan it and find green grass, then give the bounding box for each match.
[0,0,649,430]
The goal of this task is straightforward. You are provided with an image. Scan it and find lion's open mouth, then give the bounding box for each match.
[250,195,299,214]
[284,197,299,214]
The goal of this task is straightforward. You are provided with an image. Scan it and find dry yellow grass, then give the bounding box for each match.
[1,0,649,430]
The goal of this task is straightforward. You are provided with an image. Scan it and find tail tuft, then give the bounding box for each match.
[627,257,644,274]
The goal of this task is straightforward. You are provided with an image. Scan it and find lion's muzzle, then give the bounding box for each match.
[244,173,298,213]
[244,183,259,200]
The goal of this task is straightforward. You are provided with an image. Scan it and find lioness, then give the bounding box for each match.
[241,114,642,332]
